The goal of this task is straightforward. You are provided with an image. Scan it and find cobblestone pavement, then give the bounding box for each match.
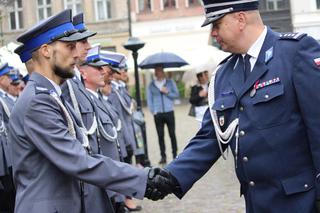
[136,102,245,213]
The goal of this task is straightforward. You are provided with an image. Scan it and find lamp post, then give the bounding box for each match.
[123,37,151,166]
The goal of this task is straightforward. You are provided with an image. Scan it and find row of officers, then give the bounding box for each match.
[0,10,150,213]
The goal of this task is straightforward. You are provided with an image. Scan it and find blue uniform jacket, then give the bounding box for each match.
[166,28,320,213]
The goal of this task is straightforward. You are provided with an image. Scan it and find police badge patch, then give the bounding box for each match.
[219,116,225,127]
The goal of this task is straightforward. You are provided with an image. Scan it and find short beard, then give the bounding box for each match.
[52,50,74,79]
[53,64,74,79]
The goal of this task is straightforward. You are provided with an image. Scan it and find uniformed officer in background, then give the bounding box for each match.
[0,63,15,213]
[9,9,153,213]
[147,0,320,212]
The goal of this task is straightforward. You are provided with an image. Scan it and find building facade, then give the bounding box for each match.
[290,0,320,40]
[259,0,293,32]
[0,0,130,52]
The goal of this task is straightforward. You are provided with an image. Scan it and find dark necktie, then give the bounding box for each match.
[243,54,251,81]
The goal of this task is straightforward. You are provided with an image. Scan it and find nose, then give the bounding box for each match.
[211,27,218,37]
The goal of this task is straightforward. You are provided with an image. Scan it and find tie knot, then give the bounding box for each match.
[244,54,251,62]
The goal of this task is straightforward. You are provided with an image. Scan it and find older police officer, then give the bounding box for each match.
[9,9,151,213]
[147,0,320,212]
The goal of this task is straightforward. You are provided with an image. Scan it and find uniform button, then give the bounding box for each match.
[239,130,245,136]
[243,156,248,162]
[264,94,269,99]
[304,184,309,189]
[249,181,255,186]
[239,106,244,111]
[221,104,225,109]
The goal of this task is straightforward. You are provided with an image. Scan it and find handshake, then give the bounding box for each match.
[144,167,181,201]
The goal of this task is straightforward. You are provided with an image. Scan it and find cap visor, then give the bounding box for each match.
[77,31,97,40]
[88,60,109,67]
[58,32,85,42]
[110,66,120,74]
[201,15,225,27]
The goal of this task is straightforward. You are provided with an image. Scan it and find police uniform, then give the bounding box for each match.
[0,63,15,213]
[11,9,148,213]
[166,1,320,212]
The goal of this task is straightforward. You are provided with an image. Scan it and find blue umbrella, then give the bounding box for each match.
[139,52,188,69]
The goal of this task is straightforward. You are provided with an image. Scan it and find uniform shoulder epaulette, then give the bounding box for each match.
[218,54,234,66]
[34,86,53,95]
[279,32,307,41]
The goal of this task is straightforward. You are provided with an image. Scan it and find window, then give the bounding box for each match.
[94,0,112,21]
[37,0,52,21]
[64,0,83,14]
[317,0,320,9]
[138,0,152,13]
[266,0,285,11]
[8,0,23,30]
[163,0,176,9]
[187,0,201,7]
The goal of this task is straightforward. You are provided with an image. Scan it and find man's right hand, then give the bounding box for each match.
[144,167,178,201]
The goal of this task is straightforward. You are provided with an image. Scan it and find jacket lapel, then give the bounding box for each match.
[237,28,279,99]
[228,55,244,98]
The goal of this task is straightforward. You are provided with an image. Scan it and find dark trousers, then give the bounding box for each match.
[154,111,177,159]
[0,170,15,213]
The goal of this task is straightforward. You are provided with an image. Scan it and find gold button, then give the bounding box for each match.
[239,106,244,111]
[243,157,248,162]
[249,181,255,186]
[221,104,225,109]
[240,130,245,136]
[304,184,309,188]
[265,94,269,99]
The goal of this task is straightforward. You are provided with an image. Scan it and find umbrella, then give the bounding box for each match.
[139,52,188,69]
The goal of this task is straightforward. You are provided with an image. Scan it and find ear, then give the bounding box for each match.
[79,67,87,80]
[237,12,247,30]
[39,44,52,59]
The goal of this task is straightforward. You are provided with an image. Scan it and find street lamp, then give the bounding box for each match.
[123,37,151,167]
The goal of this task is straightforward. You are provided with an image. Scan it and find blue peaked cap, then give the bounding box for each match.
[73,13,96,39]
[0,63,12,77]
[14,45,32,63]
[15,9,83,56]
[83,45,109,67]
[100,50,126,72]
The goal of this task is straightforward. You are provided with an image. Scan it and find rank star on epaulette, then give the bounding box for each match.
[314,58,320,66]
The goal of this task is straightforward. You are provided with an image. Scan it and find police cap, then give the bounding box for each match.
[0,63,11,77]
[16,9,83,54]
[14,45,32,63]
[201,0,259,27]
[82,46,109,67]
[73,13,97,40]
[100,50,127,73]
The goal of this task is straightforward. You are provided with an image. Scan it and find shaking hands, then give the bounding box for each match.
[144,167,180,201]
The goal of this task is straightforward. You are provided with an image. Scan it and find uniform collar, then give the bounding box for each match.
[45,77,62,96]
[246,26,267,59]
[86,88,99,99]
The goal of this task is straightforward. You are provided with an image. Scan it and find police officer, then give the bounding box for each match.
[0,63,15,213]
[10,9,151,213]
[145,0,320,212]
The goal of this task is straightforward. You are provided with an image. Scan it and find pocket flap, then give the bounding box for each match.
[252,83,284,105]
[281,171,315,195]
[79,103,93,113]
[213,95,237,111]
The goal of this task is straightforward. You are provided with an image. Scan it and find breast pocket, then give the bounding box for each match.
[250,83,288,129]
[213,95,237,129]
[79,103,95,128]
